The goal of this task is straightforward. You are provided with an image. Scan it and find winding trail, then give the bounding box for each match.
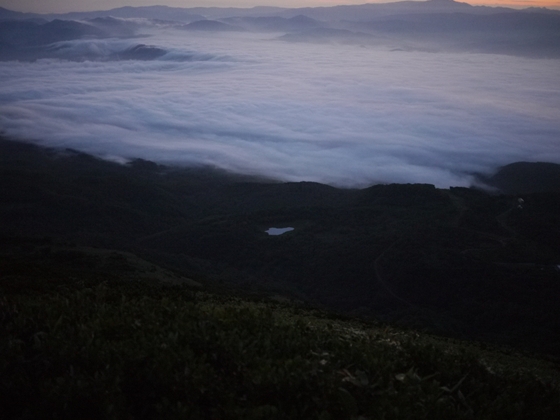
[495,203,518,238]
[373,241,415,308]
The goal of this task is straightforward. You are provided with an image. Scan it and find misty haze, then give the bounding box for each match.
[2,3,560,417]
[1,1,559,187]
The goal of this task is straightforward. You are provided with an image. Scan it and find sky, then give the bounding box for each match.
[2,0,560,14]
[1,28,559,188]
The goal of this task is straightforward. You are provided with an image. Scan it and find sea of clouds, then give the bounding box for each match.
[1,27,559,187]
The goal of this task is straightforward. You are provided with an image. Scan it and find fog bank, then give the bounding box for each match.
[1,26,559,187]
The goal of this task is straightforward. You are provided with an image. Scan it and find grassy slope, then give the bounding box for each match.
[1,250,559,420]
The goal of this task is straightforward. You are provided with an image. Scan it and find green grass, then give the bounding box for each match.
[1,276,559,419]
[1,139,560,418]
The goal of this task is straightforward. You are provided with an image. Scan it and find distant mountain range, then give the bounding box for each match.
[2,1,560,59]
[2,1,559,22]
[182,19,244,32]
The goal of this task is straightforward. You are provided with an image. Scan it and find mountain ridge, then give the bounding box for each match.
[2,1,559,24]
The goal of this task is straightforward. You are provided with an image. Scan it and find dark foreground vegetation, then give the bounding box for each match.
[1,252,559,419]
[1,137,560,417]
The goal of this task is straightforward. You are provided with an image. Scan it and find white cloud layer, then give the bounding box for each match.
[1,29,559,187]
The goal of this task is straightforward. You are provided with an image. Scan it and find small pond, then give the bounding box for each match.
[265,227,294,236]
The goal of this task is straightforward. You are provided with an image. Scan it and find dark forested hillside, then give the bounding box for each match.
[483,161,560,194]
[1,137,560,356]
